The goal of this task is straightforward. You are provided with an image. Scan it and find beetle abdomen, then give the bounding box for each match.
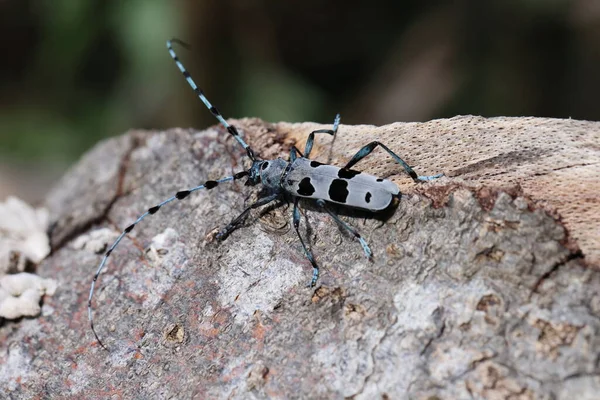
[282,158,399,211]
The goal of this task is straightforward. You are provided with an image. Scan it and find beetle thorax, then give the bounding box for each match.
[259,158,288,190]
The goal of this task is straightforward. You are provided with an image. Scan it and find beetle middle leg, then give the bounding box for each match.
[304,114,340,159]
[292,198,320,287]
[315,199,372,259]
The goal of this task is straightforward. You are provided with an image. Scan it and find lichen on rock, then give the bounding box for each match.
[0,196,56,320]
[0,196,50,274]
[0,272,57,319]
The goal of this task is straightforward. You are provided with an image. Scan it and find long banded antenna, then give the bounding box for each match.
[167,39,256,161]
[88,171,248,349]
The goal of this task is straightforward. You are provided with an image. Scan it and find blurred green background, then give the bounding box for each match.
[1,0,599,203]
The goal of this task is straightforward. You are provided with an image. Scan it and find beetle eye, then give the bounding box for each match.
[261,162,269,170]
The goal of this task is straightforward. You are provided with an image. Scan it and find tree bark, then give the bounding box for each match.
[1,116,599,399]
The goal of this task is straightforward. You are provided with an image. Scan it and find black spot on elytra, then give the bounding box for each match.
[338,168,360,179]
[376,178,384,182]
[298,177,316,196]
[329,179,349,203]
[365,192,372,203]
[310,161,323,168]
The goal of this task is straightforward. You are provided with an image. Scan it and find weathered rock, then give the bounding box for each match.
[1,116,599,399]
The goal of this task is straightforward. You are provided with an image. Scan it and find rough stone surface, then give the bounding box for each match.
[1,116,599,399]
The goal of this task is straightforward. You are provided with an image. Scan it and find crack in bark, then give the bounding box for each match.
[529,250,584,299]
[345,313,399,399]
[531,162,600,177]
[420,319,446,356]
[454,352,499,383]
[451,149,549,177]
[48,136,143,254]
[563,371,600,382]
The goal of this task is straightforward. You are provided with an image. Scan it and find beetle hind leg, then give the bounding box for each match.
[343,141,443,182]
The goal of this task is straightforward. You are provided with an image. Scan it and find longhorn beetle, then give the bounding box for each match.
[87,38,443,349]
